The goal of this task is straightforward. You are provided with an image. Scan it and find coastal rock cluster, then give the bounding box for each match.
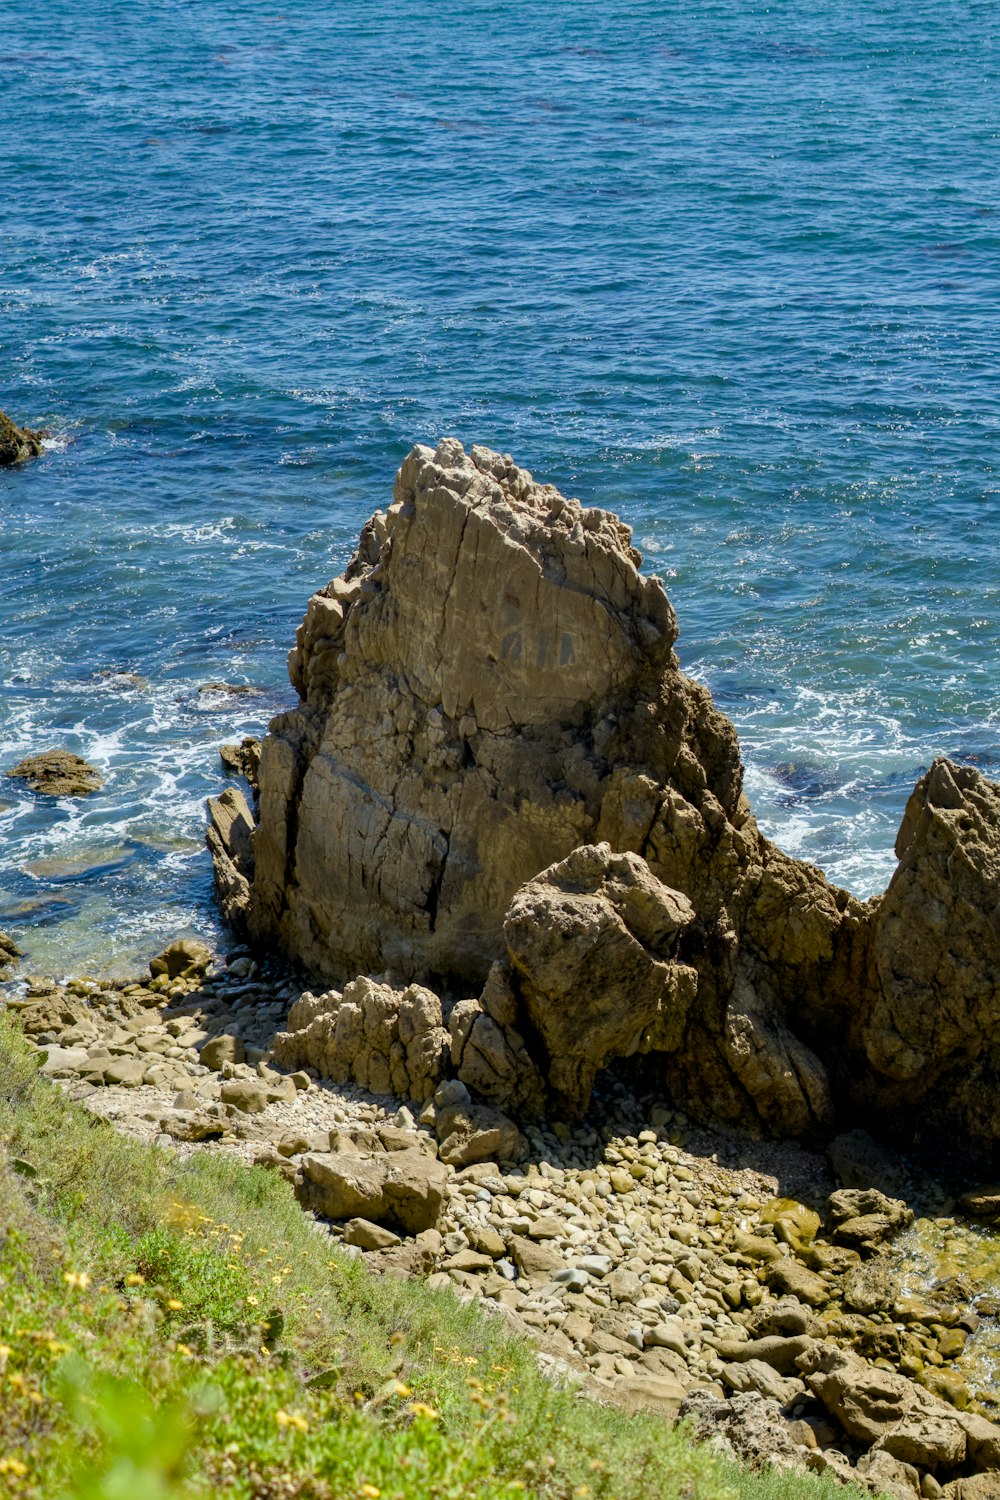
[0,407,44,465]
[210,439,1000,1167]
[9,954,1000,1500]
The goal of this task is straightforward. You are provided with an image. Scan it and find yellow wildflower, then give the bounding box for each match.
[392,1381,412,1397]
[126,1273,145,1287]
[166,1299,184,1311]
[359,1486,380,1499]
[408,1402,439,1421]
[275,1409,309,1433]
[0,1458,28,1477]
[63,1271,91,1291]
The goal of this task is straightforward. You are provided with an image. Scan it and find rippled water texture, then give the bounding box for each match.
[2,1,998,973]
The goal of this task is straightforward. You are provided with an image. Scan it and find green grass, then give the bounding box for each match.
[0,1013,858,1500]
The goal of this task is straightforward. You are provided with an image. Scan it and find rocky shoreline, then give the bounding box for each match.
[4,943,1000,1500]
[6,438,1000,1498]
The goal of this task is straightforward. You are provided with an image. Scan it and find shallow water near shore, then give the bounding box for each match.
[2,0,999,977]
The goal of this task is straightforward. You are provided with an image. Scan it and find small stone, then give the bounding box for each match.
[469,1225,506,1258]
[765,1258,830,1307]
[509,1235,565,1279]
[644,1320,689,1357]
[443,1249,495,1273]
[607,1268,643,1303]
[553,1267,591,1291]
[578,1254,614,1277]
[434,1079,471,1109]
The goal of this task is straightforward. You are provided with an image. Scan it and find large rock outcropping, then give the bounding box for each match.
[210,440,1000,1164]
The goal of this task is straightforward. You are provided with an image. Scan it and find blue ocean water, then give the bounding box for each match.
[2,0,998,976]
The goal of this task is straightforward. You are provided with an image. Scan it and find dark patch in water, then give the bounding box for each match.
[0,896,81,927]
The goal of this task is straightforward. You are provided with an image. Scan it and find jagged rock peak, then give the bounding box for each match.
[244,438,743,990]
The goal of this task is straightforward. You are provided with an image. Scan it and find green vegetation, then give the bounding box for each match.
[0,1014,853,1499]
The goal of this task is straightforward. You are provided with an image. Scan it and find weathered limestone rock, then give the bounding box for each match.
[7,750,102,796]
[852,759,1000,1161]
[272,976,450,1101]
[219,737,261,793]
[499,844,697,1120]
[825,1188,913,1254]
[298,1148,447,1233]
[0,409,44,465]
[798,1343,978,1470]
[206,788,255,935]
[227,438,858,1136]
[434,1100,521,1167]
[679,1388,806,1472]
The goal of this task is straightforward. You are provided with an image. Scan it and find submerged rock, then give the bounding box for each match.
[0,409,44,465]
[6,750,103,797]
[210,440,1000,1160]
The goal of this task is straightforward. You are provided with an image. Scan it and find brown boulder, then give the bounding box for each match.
[149,938,212,981]
[7,750,102,796]
[500,843,696,1119]
[856,759,1000,1163]
[298,1148,447,1233]
[435,1101,521,1167]
[825,1188,913,1254]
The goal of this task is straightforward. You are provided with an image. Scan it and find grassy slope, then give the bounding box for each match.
[0,1015,856,1500]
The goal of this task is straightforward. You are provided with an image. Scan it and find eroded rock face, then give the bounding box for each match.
[211,440,1000,1155]
[206,787,255,935]
[272,976,450,1102]
[851,759,1000,1157]
[249,436,703,985]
